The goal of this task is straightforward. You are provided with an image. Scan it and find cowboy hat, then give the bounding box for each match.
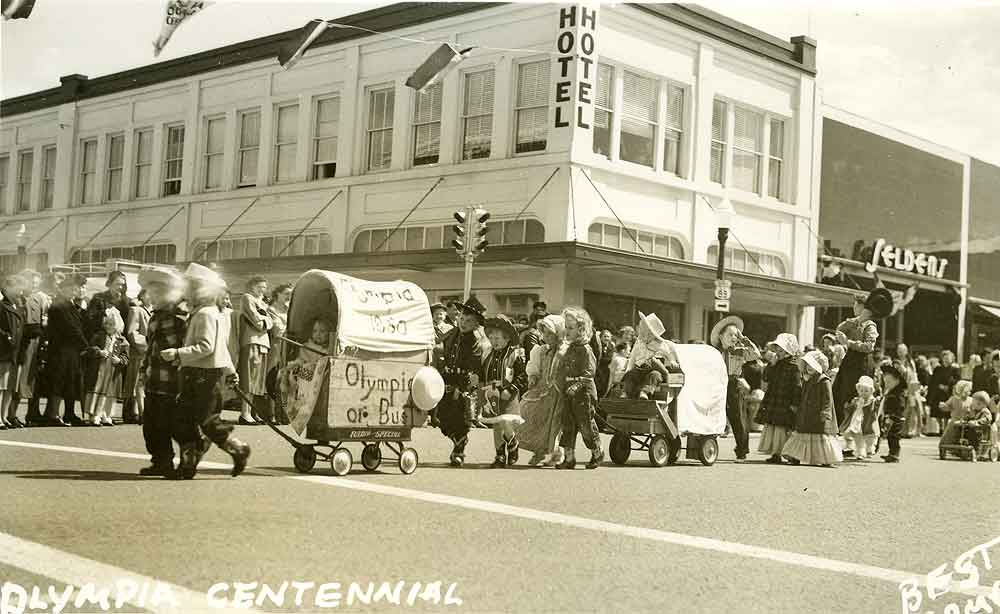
[138,267,183,290]
[637,311,666,339]
[880,362,903,382]
[429,302,447,314]
[710,315,744,347]
[457,295,487,324]
[767,332,801,357]
[484,314,520,344]
[801,349,829,375]
[864,288,894,320]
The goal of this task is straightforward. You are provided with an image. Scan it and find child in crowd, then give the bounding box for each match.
[480,315,528,467]
[84,308,130,427]
[955,392,997,460]
[557,307,604,469]
[606,342,629,398]
[942,380,973,432]
[781,350,843,467]
[756,333,802,464]
[878,363,906,463]
[280,318,335,433]
[0,274,25,429]
[621,312,680,400]
[840,376,880,460]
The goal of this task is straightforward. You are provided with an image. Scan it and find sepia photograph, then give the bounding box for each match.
[1,1,999,612]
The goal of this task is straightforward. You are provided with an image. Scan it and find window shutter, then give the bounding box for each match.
[665,84,684,130]
[733,107,762,151]
[464,70,495,116]
[711,100,727,141]
[621,71,656,121]
[596,64,613,109]
[517,61,550,107]
[414,84,443,124]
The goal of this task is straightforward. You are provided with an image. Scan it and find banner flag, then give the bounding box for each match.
[152,0,213,58]
[405,43,473,92]
[278,19,330,70]
[2,0,36,20]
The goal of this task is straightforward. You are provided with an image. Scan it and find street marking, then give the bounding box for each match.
[0,439,993,600]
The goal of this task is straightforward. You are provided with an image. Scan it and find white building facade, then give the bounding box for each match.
[0,2,856,344]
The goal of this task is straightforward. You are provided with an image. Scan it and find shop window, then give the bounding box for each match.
[585,290,684,341]
[274,104,299,183]
[237,111,260,187]
[16,150,33,212]
[0,155,8,214]
[353,220,544,253]
[593,64,613,158]
[0,252,48,272]
[163,125,185,196]
[134,129,153,198]
[707,244,787,278]
[79,139,98,205]
[313,97,339,180]
[40,146,56,210]
[462,70,494,161]
[412,84,442,166]
[367,87,394,171]
[587,222,684,259]
[192,232,331,261]
[514,60,550,154]
[204,117,225,190]
[620,70,656,168]
[105,135,125,202]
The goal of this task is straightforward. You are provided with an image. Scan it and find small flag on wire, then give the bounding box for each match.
[405,43,473,92]
[278,19,330,70]
[2,0,36,20]
[153,0,213,58]
[890,282,919,316]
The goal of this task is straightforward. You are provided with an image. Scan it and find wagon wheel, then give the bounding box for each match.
[361,444,382,472]
[667,436,681,465]
[609,433,631,465]
[648,435,670,467]
[399,447,419,475]
[990,447,999,463]
[293,446,317,474]
[939,448,947,460]
[330,448,353,476]
[699,437,719,466]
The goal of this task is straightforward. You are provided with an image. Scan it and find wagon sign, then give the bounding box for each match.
[326,359,418,437]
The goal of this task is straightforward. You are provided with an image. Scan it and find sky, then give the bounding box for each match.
[2,0,999,165]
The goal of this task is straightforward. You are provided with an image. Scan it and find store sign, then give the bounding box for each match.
[865,238,949,279]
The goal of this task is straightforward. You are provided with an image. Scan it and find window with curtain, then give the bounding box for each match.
[79,139,98,205]
[663,84,684,175]
[367,87,395,171]
[40,146,56,210]
[106,135,124,202]
[707,244,787,278]
[732,106,763,193]
[620,70,656,167]
[16,151,33,212]
[0,156,8,214]
[710,99,727,184]
[274,104,299,182]
[204,117,225,190]
[313,97,339,179]
[514,60,550,154]
[586,222,684,259]
[593,64,613,158]
[237,111,260,187]
[134,129,153,198]
[163,125,185,196]
[412,84,442,166]
[768,118,784,199]
[462,70,494,161]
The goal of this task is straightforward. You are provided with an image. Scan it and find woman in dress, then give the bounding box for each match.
[517,315,567,467]
[895,343,925,438]
[268,284,292,425]
[44,274,90,426]
[238,276,273,424]
[927,350,961,430]
[832,289,893,435]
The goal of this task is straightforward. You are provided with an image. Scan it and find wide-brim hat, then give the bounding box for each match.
[184,263,225,289]
[484,314,519,344]
[429,302,447,314]
[880,362,903,382]
[767,332,801,357]
[710,315,744,347]
[139,268,184,291]
[638,311,666,339]
[458,295,487,323]
[801,349,829,375]
[865,288,894,320]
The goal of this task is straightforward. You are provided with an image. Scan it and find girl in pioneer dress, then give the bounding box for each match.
[518,315,568,467]
[782,350,843,467]
[84,307,130,426]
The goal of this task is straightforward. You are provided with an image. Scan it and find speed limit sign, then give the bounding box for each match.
[714,279,732,301]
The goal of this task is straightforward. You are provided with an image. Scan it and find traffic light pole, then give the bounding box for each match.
[452,205,490,302]
[463,253,475,301]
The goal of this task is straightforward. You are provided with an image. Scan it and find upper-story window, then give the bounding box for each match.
[620,71,658,168]
[203,117,225,190]
[163,125,184,196]
[16,151,33,212]
[462,69,494,161]
[412,84,442,166]
[71,243,176,266]
[312,97,339,180]
[711,98,788,202]
[274,104,299,183]
[514,60,550,154]
[134,129,153,198]
[106,134,125,202]
[587,222,685,259]
[707,244,787,278]
[79,139,98,205]
[192,232,331,261]
[237,110,260,187]
[0,155,9,214]
[593,64,613,157]
[367,86,394,171]
[663,84,684,175]
[732,107,763,193]
[768,118,784,200]
[40,146,56,210]
[710,99,727,184]
[353,219,545,253]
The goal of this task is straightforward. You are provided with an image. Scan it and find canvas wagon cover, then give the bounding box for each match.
[673,344,728,435]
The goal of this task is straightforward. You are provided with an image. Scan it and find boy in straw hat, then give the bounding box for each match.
[756,333,802,464]
[158,263,251,479]
[711,315,762,461]
[621,311,680,400]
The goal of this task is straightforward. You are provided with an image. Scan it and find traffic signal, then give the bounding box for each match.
[472,208,490,254]
[452,210,467,255]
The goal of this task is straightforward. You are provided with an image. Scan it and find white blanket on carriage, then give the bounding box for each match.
[673,344,728,435]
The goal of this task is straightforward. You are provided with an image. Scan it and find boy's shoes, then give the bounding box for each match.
[586,448,604,469]
[449,454,464,467]
[222,437,251,477]
[491,457,506,468]
[556,451,577,469]
[178,445,201,479]
[842,449,854,458]
[139,464,175,477]
[765,455,783,464]
[881,455,900,463]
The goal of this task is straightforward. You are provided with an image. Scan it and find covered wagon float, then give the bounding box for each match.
[257,270,444,476]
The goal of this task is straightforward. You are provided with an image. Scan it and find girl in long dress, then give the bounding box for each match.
[83,308,129,426]
[782,350,843,467]
[517,315,567,467]
[756,333,802,464]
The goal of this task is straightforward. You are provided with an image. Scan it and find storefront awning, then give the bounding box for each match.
[979,305,1000,321]
[204,241,863,307]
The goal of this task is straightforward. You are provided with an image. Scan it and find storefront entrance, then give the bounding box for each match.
[584,291,684,340]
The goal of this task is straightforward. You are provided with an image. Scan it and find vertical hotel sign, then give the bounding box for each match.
[551,4,599,154]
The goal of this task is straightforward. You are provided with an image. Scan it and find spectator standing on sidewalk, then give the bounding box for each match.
[11,270,50,426]
[45,274,90,427]
[1,274,26,429]
[268,284,293,425]
[124,289,152,425]
[237,276,273,424]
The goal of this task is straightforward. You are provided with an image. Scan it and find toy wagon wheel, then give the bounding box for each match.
[361,444,382,472]
[293,446,317,474]
[648,435,670,467]
[990,447,999,463]
[939,448,947,460]
[330,448,353,476]
[699,437,719,466]
[399,447,419,475]
[609,433,631,465]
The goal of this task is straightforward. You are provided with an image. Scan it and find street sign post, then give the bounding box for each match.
[714,279,732,301]
[714,298,730,312]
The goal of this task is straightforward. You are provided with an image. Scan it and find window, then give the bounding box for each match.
[620,71,656,167]
[16,151,33,212]
[203,117,225,190]
[193,232,331,262]
[237,111,260,187]
[106,135,124,202]
[587,222,684,259]
[710,99,727,184]
[462,70,494,160]
[134,129,153,198]
[353,220,545,253]
[663,84,684,175]
[593,64,613,157]
[732,106,763,193]
[79,139,98,205]
[273,104,299,183]
[514,60,550,154]
[0,156,8,214]
[70,243,176,265]
[768,118,784,199]
[707,244,787,278]
[312,97,339,179]
[40,146,56,210]
[412,84,442,166]
[0,253,47,272]
[367,87,394,171]
[163,125,184,196]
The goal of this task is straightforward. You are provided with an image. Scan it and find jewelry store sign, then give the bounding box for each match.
[865,238,949,279]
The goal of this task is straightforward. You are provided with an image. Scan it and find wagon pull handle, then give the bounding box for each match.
[278,335,333,357]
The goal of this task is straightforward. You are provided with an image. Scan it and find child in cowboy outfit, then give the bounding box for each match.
[557,307,604,470]
[479,314,528,467]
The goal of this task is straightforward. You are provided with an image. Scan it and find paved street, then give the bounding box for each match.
[2,419,999,614]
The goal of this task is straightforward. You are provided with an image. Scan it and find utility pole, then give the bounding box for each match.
[452,206,490,301]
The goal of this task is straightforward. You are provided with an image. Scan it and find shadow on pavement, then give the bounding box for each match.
[0,468,234,481]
